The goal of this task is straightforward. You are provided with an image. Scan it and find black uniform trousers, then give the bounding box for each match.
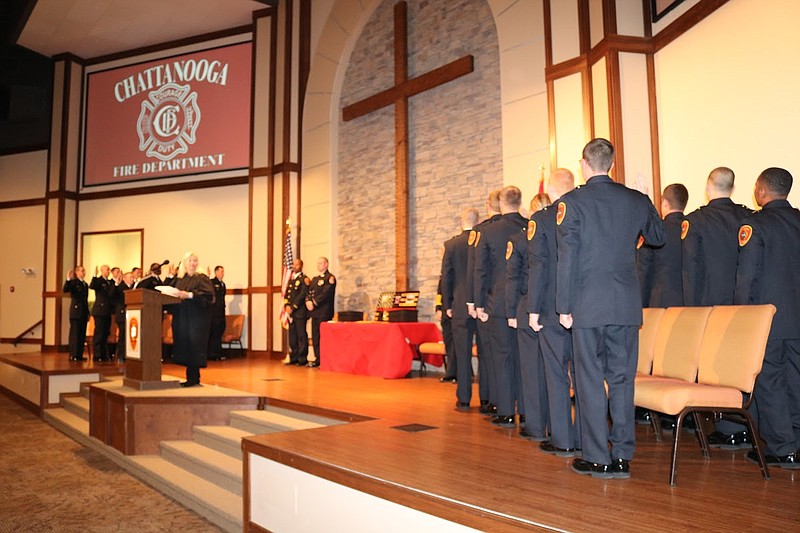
[487,316,519,417]
[288,317,309,364]
[441,313,456,379]
[116,319,126,361]
[69,318,88,359]
[208,316,226,359]
[572,325,638,465]
[452,316,476,404]
[539,324,581,450]
[752,339,800,456]
[92,316,111,360]
[476,320,495,405]
[311,318,324,364]
[516,300,548,436]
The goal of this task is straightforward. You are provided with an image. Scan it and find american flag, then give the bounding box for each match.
[278,221,293,329]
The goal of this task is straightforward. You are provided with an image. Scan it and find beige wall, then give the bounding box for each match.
[656,0,800,212]
[0,205,45,338]
[0,150,47,339]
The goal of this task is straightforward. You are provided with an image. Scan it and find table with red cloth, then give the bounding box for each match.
[319,321,444,379]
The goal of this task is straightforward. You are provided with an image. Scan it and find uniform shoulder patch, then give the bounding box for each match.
[527,220,537,241]
[328,275,336,284]
[738,224,753,247]
[505,241,513,260]
[468,230,476,246]
[556,202,566,226]
[680,220,689,240]
[636,235,645,249]
[304,277,310,285]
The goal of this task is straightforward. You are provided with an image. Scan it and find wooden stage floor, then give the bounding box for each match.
[6,351,800,532]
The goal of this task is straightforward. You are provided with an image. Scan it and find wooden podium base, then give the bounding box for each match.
[122,377,181,390]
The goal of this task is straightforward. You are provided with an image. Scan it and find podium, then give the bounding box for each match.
[123,288,181,390]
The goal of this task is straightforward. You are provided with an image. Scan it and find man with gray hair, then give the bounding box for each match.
[442,207,480,410]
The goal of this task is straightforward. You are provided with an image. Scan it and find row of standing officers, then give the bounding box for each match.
[440,137,800,478]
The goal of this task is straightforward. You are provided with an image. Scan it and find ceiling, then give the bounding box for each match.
[16,0,274,59]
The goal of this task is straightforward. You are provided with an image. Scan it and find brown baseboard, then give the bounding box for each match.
[0,338,42,345]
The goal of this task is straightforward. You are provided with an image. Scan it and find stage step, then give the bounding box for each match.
[263,404,348,426]
[159,440,243,496]
[193,425,253,460]
[44,407,90,439]
[62,396,90,421]
[228,409,328,434]
[130,455,241,533]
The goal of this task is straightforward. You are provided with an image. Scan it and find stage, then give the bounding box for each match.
[2,349,798,532]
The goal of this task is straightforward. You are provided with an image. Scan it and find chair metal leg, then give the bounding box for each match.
[741,409,770,480]
[650,411,663,443]
[693,411,710,459]
[669,409,688,485]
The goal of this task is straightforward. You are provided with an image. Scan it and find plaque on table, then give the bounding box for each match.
[374,291,419,322]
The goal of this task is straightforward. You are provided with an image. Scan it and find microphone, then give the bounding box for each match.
[160,259,170,267]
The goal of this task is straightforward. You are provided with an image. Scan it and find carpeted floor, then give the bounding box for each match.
[0,393,222,533]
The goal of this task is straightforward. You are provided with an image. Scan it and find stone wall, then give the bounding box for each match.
[337,0,502,321]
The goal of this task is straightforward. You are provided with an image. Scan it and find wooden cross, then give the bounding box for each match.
[342,1,473,290]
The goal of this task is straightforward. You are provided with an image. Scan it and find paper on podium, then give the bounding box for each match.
[155,285,181,297]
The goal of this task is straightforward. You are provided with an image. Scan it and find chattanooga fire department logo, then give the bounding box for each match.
[137,83,201,161]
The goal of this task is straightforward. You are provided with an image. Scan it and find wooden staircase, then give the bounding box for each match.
[44,378,345,532]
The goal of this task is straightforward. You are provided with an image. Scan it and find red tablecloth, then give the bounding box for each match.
[319,322,443,379]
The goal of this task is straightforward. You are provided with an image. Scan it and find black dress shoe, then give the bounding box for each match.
[479,403,497,416]
[539,441,578,457]
[518,415,526,425]
[455,402,470,412]
[708,430,750,450]
[610,458,630,479]
[746,450,800,469]
[439,376,457,383]
[308,361,320,368]
[180,381,200,388]
[571,459,613,479]
[490,415,516,428]
[634,407,652,425]
[519,427,548,442]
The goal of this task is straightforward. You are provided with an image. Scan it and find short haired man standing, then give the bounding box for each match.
[305,257,336,368]
[735,167,800,469]
[557,138,664,479]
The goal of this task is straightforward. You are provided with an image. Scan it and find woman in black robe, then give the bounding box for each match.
[168,252,214,387]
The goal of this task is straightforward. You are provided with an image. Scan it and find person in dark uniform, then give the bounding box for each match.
[637,183,688,307]
[90,264,113,362]
[284,259,310,366]
[475,185,529,428]
[208,266,227,361]
[529,168,581,456]
[557,138,665,479]
[506,193,551,440]
[111,270,133,362]
[167,252,215,387]
[63,265,89,362]
[305,257,336,368]
[635,184,689,426]
[467,191,500,414]
[442,207,480,409]
[735,167,800,469]
[682,167,753,446]
[135,262,168,290]
[435,277,457,383]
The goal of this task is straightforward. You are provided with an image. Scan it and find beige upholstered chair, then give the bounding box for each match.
[637,308,666,374]
[634,304,776,485]
[636,306,713,441]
